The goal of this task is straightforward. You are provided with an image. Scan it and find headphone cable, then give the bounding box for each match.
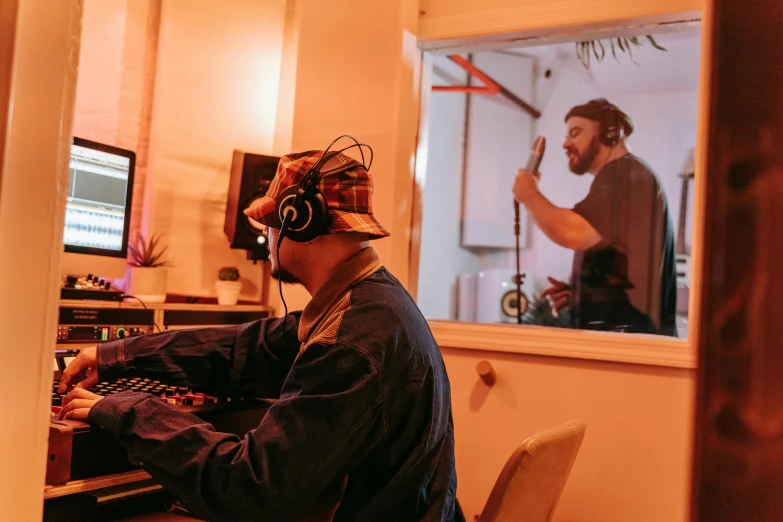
[120,294,163,333]
[277,213,292,351]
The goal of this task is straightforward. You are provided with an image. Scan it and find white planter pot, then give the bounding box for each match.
[126,267,167,303]
[215,280,242,305]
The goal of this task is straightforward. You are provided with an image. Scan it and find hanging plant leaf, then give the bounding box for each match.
[585,44,590,69]
[646,35,668,51]
[626,38,639,65]
[575,32,667,69]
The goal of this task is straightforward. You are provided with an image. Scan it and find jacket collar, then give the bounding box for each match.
[298,247,382,342]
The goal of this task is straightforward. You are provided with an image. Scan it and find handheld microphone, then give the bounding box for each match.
[526,136,546,175]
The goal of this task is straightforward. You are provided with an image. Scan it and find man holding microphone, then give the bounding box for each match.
[514,98,677,336]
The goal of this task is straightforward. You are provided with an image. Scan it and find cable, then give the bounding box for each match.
[317,135,370,169]
[121,294,163,333]
[312,138,374,175]
[326,142,374,172]
[276,214,292,351]
[294,139,374,215]
[307,135,358,175]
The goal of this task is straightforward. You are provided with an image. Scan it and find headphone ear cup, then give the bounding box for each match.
[275,185,328,243]
[600,112,618,146]
[597,100,626,147]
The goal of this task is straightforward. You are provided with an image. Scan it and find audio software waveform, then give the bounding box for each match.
[63,206,125,250]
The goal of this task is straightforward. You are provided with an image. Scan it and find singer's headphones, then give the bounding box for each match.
[274,135,373,243]
[593,98,632,147]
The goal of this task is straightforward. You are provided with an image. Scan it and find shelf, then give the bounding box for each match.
[56,301,276,348]
[60,299,274,313]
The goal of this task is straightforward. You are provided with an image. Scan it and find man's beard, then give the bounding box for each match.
[271,267,302,285]
[568,136,600,175]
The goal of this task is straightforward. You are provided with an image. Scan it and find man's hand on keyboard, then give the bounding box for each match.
[58,346,99,395]
[59,387,104,421]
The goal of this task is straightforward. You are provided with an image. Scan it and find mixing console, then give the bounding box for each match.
[51,377,227,408]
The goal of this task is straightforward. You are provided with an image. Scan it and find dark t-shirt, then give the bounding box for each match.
[570,154,677,336]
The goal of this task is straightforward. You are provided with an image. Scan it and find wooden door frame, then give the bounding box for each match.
[0,0,19,194]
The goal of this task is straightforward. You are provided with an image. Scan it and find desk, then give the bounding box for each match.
[44,475,202,521]
[45,470,153,500]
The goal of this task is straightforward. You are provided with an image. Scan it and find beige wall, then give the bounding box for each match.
[73,0,159,246]
[0,0,81,519]
[145,0,285,301]
[443,349,695,521]
[74,0,286,300]
[72,0,127,145]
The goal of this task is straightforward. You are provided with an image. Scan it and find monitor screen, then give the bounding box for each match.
[63,138,135,258]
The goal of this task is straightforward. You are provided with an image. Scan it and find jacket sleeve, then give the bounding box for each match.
[96,313,301,398]
[88,342,385,522]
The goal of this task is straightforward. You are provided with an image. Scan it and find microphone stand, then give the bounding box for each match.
[514,199,523,325]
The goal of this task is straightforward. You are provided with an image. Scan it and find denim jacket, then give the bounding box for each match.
[89,248,464,521]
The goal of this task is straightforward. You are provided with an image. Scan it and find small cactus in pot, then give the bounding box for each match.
[218,267,240,281]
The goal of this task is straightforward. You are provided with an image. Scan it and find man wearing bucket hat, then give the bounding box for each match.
[59,140,465,521]
[513,99,677,336]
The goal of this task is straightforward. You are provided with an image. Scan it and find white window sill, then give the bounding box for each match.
[429,320,696,369]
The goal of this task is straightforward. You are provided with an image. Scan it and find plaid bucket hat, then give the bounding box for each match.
[243,150,390,239]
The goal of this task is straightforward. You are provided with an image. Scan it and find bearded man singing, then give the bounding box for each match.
[513,98,677,336]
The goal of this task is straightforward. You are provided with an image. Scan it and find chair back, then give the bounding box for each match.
[478,419,587,522]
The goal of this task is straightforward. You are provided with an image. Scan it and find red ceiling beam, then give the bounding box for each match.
[432,54,501,95]
[433,54,541,119]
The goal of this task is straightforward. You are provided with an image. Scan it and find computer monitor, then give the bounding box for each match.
[61,138,135,279]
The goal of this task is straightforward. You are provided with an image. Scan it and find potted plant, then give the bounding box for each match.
[126,234,170,303]
[575,35,667,69]
[216,267,242,305]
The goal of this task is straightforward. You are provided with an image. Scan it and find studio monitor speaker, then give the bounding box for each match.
[224,150,279,261]
[476,268,536,324]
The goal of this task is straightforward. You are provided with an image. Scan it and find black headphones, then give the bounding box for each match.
[274,135,373,243]
[593,99,631,147]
